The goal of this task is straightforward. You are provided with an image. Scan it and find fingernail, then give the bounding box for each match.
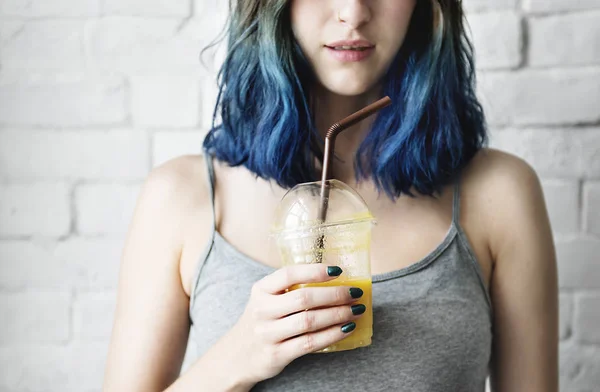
[349,287,363,299]
[351,304,366,315]
[341,322,356,333]
[327,266,343,277]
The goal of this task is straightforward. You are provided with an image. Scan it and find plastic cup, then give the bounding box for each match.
[271,180,375,353]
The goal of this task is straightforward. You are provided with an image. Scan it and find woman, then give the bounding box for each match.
[103,1,558,391]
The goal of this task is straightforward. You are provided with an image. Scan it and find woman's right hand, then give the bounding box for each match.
[227,264,365,385]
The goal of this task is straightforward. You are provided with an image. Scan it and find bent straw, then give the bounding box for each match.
[314,96,392,262]
[318,96,392,221]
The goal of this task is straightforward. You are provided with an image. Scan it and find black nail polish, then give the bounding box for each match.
[327,266,343,277]
[341,322,356,333]
[349,287,363,299]
[351,304,366,315]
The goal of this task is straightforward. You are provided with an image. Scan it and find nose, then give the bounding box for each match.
[337,0,372,29]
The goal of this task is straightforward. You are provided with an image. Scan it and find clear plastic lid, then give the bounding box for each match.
[271,180,375,235]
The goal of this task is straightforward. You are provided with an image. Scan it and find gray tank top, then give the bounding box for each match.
[188,155,492,391]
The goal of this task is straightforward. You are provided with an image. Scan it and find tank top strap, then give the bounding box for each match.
[204,152,217,232]
[452,175,461,227]
[189,152,218,310]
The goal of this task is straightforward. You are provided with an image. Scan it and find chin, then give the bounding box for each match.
[321,79,375,97]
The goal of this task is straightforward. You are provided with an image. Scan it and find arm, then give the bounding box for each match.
[103,158,249,391]
[486,154,559,391]
[103,157,362,391]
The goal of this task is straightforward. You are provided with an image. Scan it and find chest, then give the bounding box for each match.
[180,170,493,296]
[217,181,490,279]
[189,242,493,391]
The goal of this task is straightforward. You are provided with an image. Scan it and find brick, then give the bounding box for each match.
[85,17,208,72]
[581,129,600,179]
[559,343,600,392]
[0,292,70,344]
[152,131,205,167]
[0,21,86,70]
[0,237,123,290]
[132,73,201,128]
[104,0,190,17]
[584,182,600,237]
[0,238,123,290]
[529,12,600,67]
[0,129,149,180]
[489,128,583,177]
[73,292,116,341]
[0,71,127,127]
[559,293,573,340]
[468,12,522,70]
[75,183,141,235]
[541,180,580,235]
[524,0,600,13]
[478,70,600,126]
[574,294,600,344]
[556,239,600,289]
[0,0,100,17]
[0,342,108,392]
[462,0,517,13]
[0,183,70,237]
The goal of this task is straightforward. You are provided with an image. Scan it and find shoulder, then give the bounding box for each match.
[133,155,212,242]
[142,154,210,206]
[462,147,543,207]
[462,148,540,190]
[461,148,549,260]
[145,154,208,195]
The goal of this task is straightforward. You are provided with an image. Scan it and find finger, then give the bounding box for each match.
[266,285,363,318]
[277,321,357,360]
[256,264,343,294]
[269,304,366,342]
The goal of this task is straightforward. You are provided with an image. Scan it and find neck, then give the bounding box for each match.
[312,84,382,184]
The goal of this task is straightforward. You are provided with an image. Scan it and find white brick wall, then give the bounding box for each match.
[0,1,598,391]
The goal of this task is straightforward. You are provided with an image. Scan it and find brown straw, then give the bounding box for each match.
[318,96,392,222]
[314,96,392,262]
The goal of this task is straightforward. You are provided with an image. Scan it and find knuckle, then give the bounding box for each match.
[335,287,346,303]
[254,321,270,338]
[335,306,347,324]
[302,333,315,353]
[253,324,264,339]
[301,311,315,332]
[265,345,280,367]
[296,290,310,309]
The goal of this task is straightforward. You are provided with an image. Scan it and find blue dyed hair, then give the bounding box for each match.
[203,0,488,198]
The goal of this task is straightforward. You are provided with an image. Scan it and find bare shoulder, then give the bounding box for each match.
[143,155,209,206]
[463,147,544,210]
[128,154,211,262]
[461,148,550,260]
[463,148,541,192]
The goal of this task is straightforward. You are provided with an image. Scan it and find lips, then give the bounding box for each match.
[325,40,375,62]
[330,46,371,51]
[325,40,375,51]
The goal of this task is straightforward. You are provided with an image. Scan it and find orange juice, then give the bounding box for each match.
[292,277,373,352]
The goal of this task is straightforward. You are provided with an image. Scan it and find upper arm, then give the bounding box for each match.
[103,157,206,392]
[485,152,559,391]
